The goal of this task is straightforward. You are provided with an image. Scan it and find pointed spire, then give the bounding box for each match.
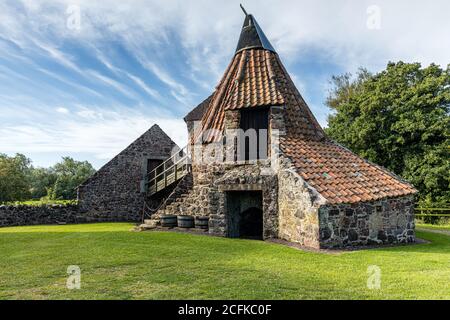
[235,6,276,53]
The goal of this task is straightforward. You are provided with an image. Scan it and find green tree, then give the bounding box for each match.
[28,167,57,199]
[51,157,96,200]
[325,62,450,205]
[0,153,32,202]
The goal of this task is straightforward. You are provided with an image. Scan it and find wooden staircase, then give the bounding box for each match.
[147,146,191,196]
[137,146,193,230]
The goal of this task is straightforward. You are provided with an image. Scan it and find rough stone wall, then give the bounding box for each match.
[77,125,176,222]
[158,107,279,238]
[154,153,279,239]
[277,156,326,248]
[215,164,278,239]
[0,205,78,227]
[155,161,225,234]
[0,203,144,228]
[318,196,415,248]
[272,104,325,248]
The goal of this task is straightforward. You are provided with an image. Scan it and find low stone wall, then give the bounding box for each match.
[0,205,79,227]
[0,204,140,228]
[318,195,415,248]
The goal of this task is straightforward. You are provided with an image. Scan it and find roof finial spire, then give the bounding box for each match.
[235,6,276,54]
[240,4,248,17]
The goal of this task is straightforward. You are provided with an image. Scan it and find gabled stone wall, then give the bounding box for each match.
[77,125,176,222]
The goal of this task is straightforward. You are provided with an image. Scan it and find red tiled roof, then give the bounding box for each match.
[281,138,417,204]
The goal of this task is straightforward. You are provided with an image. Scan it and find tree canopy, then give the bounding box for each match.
[0,154,95,202]
[0,153,31,202]
[325,62,450,205]
[51,157,96,200]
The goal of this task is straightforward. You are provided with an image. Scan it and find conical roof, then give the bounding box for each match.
[200,48,325,143]
[191,8,417,204]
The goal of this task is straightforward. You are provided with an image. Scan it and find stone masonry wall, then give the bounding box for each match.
[277,156,326,248]
[318,195,415,248]
[154,161,227,235]
[155,107,279,238]
[153,153,279,239]
[78,125,176,222]
[171,104,418,249]
[0,203,146,228]
[0,205,78,227]
[215,164,278,239]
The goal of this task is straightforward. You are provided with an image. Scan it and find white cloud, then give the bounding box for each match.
[2,0,448,80]
[135,57,192,105]
[85,70,140,101]
[56,107,69,114]
[0,106,187,161]
[0,0,449,166]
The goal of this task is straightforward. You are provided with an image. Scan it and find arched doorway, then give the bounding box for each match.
[239,207,263,239]
[226,191,263,240]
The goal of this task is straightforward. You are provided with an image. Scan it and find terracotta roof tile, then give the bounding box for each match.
[281,138,417,204]
[199,49,324,143]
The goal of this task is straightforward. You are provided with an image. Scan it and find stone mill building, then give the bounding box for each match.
[78,9,417,248]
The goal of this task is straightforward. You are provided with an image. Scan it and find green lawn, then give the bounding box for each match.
[0,223,449,300]
[417,223,450,231]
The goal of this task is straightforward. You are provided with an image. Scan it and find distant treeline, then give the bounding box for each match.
[0,154,96,203]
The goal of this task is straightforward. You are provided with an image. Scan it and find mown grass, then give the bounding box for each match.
[0,223,449,300]
[417,224,450,231]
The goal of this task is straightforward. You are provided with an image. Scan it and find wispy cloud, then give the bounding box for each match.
[0,0,449,168]
[85,70,140,101]
[0,106,187,162]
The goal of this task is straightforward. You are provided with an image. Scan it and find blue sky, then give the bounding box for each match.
[1,0,449,169]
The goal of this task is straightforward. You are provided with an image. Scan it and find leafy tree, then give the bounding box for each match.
[50,157,96,200]
[28,167,57,199]
[0,153,32,202]
[325,62,450,205]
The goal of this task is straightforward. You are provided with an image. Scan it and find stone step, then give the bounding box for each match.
[135,224,156,231]
[142,220,159,228]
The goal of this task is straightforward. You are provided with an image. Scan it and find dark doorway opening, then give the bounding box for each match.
[239,108,269,161]
[226,191,263,240]
[239,207,263,239]
[147,159,163,175]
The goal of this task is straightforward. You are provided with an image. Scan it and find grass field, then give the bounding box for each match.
[417,224,450,231]
[0,223,449,300]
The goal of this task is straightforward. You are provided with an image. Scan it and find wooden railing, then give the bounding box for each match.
[147,146,191,196]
